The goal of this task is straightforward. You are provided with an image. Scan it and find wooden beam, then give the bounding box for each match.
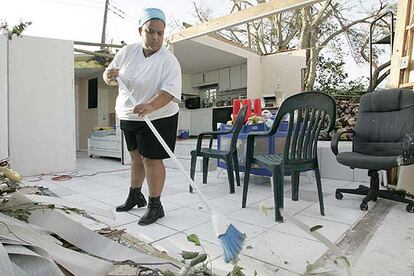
[389,0,412,87]
[169,0,324,44]
[74,41,124,48]
[74,48,114,59]
[399,82,414,88]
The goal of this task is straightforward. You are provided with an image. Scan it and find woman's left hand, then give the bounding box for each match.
[133,103,155,117]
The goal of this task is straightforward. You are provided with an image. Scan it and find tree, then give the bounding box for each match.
[190,0,394,91]
[314,54,367,97]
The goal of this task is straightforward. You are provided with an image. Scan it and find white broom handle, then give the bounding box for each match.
[116,77,213,212]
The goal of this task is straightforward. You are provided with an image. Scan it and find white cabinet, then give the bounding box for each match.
[191,64,247,91]
[230,65,242,89]
[88,130,121,158]
[191,73,204,87]
[204,70,219,85]
[219,68,230,91]
[190,108,213,135]
[241,63,247,88]
[191,71,219,87]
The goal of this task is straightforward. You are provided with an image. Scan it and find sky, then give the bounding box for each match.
[1,0,394,81]
[0,0,229,44]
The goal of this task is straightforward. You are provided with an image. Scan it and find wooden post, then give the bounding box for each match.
[100,0,109,48]
[388,0,414,88]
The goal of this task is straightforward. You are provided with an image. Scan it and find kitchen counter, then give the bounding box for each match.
[213,105,233,109]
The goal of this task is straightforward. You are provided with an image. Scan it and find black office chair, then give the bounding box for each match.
[331,89,414,212]
[190,105,248,194]
[242,92,336,222]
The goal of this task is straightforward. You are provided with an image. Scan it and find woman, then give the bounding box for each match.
[103,8,181,226]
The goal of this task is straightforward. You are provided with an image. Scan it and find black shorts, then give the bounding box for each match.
[120,113,178,160]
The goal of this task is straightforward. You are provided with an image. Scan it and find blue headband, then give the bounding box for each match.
[139,8,166,27]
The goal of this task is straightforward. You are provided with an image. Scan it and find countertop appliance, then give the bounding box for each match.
[185,97,201,109]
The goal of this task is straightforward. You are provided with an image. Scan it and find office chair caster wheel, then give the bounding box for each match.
[406,204,414,213]
[335,191,343,200]
[360,202,368,211]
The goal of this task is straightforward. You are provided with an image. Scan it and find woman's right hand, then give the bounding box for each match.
[104,68,120,86]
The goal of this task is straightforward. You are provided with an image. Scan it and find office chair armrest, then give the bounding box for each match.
[331,128,355,156]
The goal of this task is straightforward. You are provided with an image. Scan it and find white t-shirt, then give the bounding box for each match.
[106,43,182,121]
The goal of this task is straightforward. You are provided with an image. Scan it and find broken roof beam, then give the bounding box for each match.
[74,41,124,48]
[74,48,114,58]
[169,0,325,44]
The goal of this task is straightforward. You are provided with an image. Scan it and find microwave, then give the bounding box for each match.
[184,97,201,109]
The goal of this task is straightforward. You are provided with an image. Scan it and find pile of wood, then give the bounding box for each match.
[335,99,359,133]
[320,99,359,140]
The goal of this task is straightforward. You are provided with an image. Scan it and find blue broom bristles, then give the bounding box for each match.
[218,224,246,263]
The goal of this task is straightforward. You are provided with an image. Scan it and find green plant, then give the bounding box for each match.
[0,20,32,39]
[173,233,247,276]
[177,234,212,275]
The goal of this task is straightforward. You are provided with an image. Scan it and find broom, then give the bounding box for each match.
[116,77,245,263]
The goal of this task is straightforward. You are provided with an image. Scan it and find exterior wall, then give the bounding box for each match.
[8,36,75,176]
[0,35,8,161]
[75,83,79,151]
[261,50,306,100]
[247,57,262,99]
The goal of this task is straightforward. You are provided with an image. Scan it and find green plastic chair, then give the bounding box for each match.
[242,92,336,222]
[190,105,248,194]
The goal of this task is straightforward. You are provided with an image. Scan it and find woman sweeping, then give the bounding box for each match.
[103,8,182,226]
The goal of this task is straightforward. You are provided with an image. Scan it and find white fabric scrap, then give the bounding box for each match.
[6,244,64,276]
[0,242,20,276]
[0,213,113,276]
[25,194,114,219]
[28,208,173,265]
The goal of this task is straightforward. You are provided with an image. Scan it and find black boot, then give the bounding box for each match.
[138,196,165,226]
[116,187,147,212]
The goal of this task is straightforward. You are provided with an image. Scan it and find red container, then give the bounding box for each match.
[232,99,241,121]
[242,99,252,122]
[253,98,262,116]
[232,99,241,115]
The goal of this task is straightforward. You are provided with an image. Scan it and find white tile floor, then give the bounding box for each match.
[21,153,414,275]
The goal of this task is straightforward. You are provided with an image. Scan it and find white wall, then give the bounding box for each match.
[247,57,262,99]
[261,50,306,99]
[75,83,80,151]
[0,35,8,161]
[8,36,76,176]
[76,75,118,151]
[98,86,109,127]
